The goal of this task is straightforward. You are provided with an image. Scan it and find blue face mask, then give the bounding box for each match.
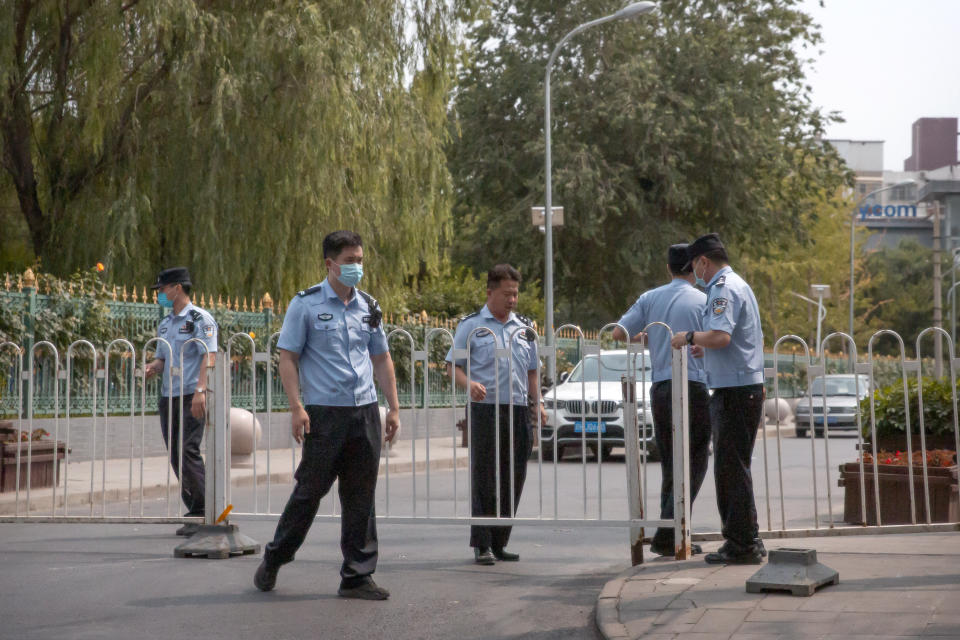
[157,292,174,308]
[694,260,707,288]
[336,263,363,288]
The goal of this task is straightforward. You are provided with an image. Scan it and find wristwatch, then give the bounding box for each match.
[686,331,695,345]
[195,387,206,393]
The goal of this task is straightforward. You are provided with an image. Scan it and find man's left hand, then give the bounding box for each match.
[384,408,401,444]
[190,391,206,419]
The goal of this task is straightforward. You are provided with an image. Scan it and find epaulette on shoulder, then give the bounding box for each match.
[715,275,726,287]
[459,310,480,323]
[516,313,533,327]
[188,309,203,322]
[297,284,324,297]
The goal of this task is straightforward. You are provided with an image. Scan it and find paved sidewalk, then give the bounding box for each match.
[596,532,960,640]
[0,437,468,515]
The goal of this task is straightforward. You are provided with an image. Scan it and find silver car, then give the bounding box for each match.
[794,374,869,438]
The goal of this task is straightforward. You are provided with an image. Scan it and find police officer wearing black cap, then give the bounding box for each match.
[613,244,711,557]
[670,233,766,564]
[143,267,218,535]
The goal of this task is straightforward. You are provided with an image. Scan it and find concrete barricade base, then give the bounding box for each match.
[173,523,261,560]
[744,548,839,597]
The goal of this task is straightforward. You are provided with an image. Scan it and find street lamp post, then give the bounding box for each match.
[543,2,658,379]
[848,180,917,339]
[789,290,828,355]
[948,281,960,345]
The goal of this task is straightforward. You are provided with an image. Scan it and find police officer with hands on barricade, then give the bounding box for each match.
[446,264,548,566]
[143,267,218,537]
[254,230,401,600]
[670,233,767,565]
[612,244,711,558]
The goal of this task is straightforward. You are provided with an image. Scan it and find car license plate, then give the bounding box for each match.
[574,421,606,434]
[814,417,838,425]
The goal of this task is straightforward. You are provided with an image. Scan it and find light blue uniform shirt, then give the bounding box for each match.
[701,266,764,389]
[617,278,707,384]
[277,280,388,407]
[445,305,539,406]
[156,303,218,397]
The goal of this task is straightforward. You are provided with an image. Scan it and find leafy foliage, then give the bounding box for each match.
[862,376,960,440]
[448,0,847,325]
[1,1,463,310]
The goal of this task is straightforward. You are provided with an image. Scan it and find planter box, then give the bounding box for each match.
[0,440,68,493]
[839,461,958,525]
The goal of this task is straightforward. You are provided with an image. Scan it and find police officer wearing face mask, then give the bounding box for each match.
[670,233,766,565]
[612,244,711,558]
[143,267,218,536]
[254,230,401,600]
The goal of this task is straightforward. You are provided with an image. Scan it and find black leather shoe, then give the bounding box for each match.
[718,539,767,558]
[254,560,279,592]
[754,537,768,557]
[338,578,390,600]
[176,523,200,537]
[704,547,764,565]
[474,547,495,565]
[492,548,519,561]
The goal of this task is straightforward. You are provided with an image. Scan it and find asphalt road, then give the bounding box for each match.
[0,435,862,640]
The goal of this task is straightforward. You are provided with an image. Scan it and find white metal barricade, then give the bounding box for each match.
[749,328,960,542]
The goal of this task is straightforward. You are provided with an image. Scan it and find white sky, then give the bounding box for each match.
[799,0,960,170]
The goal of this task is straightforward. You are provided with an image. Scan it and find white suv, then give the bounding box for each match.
[540,349,656,461]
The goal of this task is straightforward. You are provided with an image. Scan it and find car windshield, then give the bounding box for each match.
[566,353,652,383]
[810,376,868,396]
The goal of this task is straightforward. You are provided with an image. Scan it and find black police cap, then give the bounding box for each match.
[682,233,725,271]
[151,267,192,289]
[668,243,691,273]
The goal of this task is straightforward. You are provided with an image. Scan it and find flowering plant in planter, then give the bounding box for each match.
[861,448,956,468]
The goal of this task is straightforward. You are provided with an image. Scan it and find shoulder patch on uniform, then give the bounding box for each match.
[188,309,203,322]
[203,325,215,338]
[712,298,729,315]
[297,284,324,297]
[714,275,726,287]
[317,313,333,321]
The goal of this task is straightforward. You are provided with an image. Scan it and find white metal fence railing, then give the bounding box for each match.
[3,324,959,551]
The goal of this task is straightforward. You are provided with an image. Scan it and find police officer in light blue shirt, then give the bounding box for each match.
[143,267,218,532]
[671,233,766,565]
[446,264,546,565]
[255,231,400,601]
[613,244,711,557]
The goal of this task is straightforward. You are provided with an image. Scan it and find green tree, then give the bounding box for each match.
[740,189,859,348]
[855,238,949,356]
[447,0,847,327]
[0,1,461,309]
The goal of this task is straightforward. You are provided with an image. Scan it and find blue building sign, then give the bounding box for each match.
[859,204,918,220]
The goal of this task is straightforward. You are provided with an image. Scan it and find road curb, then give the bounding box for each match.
[594,566,645,640]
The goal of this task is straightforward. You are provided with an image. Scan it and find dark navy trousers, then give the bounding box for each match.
[649,380,712,550]
[158,394,206,517]
[264,403,382,585]
[710,384,764,552]
[469,403,531,551]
